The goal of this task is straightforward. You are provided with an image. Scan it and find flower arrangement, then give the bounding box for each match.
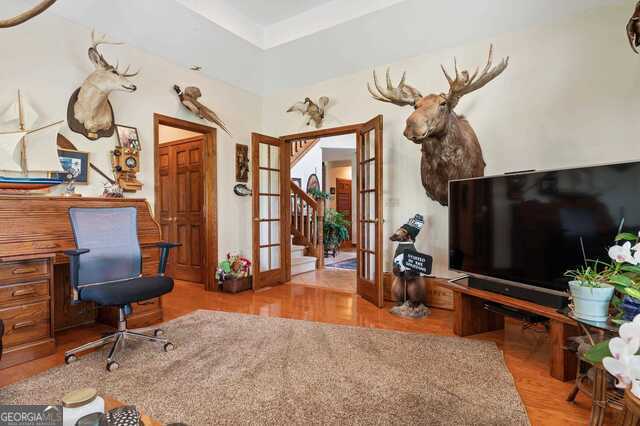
[216,253,251,282]
[602,313,640,397]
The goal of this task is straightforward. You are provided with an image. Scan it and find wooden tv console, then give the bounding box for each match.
[433,278,579,382]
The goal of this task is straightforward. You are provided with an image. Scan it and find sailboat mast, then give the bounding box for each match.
[17,90,27,175]
[17,90,25,131]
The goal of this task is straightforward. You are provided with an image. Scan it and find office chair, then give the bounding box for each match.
[63,207,179,371]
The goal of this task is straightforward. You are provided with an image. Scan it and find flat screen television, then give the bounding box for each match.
[448,161,640,305]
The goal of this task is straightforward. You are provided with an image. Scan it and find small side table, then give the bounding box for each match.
[565,313,624,425]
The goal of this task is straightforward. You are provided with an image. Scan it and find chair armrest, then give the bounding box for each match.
[154,242,181,275]
[64,248,90,292]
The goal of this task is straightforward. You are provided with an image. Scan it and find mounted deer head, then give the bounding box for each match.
[0,0,56,28]
[68,30,139,140]
[367,45,509,205]
[628,1,640,53]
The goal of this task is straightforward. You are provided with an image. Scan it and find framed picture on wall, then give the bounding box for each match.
[115,124,141,151]
[50,149,89,184]
[306,174,320,193]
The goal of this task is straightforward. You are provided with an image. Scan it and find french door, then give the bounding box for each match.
[356,116,384,307]
[251,133,290,290]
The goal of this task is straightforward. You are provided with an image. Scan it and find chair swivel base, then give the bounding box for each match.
[64,308,174,371]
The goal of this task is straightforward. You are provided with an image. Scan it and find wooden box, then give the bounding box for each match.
[220,276,252,294]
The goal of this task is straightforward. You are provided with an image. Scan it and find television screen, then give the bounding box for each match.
[449,161,640,293]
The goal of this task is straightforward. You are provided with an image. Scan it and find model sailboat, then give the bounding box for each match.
[0,91,65,190]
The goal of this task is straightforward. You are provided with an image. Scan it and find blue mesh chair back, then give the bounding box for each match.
[69,207,142,288]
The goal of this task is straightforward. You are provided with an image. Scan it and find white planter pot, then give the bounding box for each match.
[569,281,614,322]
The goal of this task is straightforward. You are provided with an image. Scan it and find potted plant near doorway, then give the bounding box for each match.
[323,209,350,257]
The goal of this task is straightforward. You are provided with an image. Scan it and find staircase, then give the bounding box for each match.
[290,138,320,167]
[290,180,325,276]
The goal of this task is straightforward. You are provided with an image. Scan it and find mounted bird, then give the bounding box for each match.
[628,1,640,53]
[286,96,330,128]
[367,45,509,206]
[173,85,232,137]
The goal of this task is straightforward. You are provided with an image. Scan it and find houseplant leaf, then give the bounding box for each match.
[583,340,612,364]
[616,233,638,242]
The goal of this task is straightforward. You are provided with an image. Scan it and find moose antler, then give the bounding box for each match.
[0,0,56,28]
[367,69,423,107]
[441,44,509,109]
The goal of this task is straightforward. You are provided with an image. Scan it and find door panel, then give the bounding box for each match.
[158,137,205,283]
[252,133,290,290]
[356,116,383,307]
[335,177,352,245]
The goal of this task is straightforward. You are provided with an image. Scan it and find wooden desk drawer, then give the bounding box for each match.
[0,281,49,307]
[0,301,50,348]
[0,260,49,282]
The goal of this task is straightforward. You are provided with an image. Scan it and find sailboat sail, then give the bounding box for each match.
[0,97,38,130]
[24,124,64,172]
[0,132,26,172]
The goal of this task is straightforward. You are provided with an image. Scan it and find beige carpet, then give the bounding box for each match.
[0,310,529,425]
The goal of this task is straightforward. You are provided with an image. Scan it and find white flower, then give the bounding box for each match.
[604,314,640,388]
[609,242,637,264]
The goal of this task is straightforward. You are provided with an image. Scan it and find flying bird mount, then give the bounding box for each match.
[174,85,232,137]
[287,97,330,128]
[367,45,509,206]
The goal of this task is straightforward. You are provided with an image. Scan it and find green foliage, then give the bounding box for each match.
[323,208,350,249]
[583,340,613,364]
[564,260,615,288]
[308,188,330,201]
[616,232,639,242]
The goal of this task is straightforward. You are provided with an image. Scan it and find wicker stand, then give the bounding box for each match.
[620,390,640,426]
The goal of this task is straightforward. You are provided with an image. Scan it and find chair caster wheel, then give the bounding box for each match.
[106,361,120,372]
[154,329,164,337]
[65,354,77,365]
[163,342,175,352]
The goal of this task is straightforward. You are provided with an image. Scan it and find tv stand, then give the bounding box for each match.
[433,278,579,382]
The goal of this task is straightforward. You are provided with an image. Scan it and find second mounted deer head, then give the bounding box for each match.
[67,30,139,140]
[368,45,509,205]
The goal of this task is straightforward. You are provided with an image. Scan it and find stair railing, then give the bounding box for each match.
[290,139,320,167]
[290,180,324,268]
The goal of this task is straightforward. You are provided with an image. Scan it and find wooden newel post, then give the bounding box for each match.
[317,199,325,269]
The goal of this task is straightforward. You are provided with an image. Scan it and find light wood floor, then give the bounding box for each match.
[289,268,356,293]
[0,280,598,425]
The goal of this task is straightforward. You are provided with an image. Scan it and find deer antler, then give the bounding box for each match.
[120,65,140,78]
[89,29,123,67]
[441,45,509,109]
[367,68,422,107]
[0,0,56,28]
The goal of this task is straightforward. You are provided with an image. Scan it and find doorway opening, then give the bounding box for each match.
[290,134,358,293]
[252,116,384,307]
[153,113,218,291]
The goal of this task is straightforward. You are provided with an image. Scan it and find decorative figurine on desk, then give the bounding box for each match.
[389,214,432,318]
[62,167,81,197]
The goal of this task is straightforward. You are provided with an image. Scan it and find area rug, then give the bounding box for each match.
[328,257,357,270]
[0,310,529,425]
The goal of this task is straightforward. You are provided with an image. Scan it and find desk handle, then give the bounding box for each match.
[34,242,59,249]
[13,320,35,330]
[12,267,38,275]
[12,288,36,297]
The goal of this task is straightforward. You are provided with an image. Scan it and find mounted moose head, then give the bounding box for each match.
[67,31,139,140]
[368,45,508,205]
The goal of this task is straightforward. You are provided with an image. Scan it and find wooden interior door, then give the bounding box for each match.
[252,133,290,290]
[158,136,205,283]
[335,177,353,246]
[356,116,384,307]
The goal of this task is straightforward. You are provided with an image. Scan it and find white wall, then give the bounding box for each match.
[0,13,260,261]
[262,4,640,277]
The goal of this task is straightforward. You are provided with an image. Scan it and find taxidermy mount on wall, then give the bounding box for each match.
[286,97,329,128]
[368,45,508,206]
[173,85,232,136]
[628,1,640,53]
[0,0,56,28]
[67,31,138,140]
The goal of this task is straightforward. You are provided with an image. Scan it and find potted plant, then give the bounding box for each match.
[216,253,252,293]
[308,188,330,202]
[565,261,615,322]
[323,208,350,257]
